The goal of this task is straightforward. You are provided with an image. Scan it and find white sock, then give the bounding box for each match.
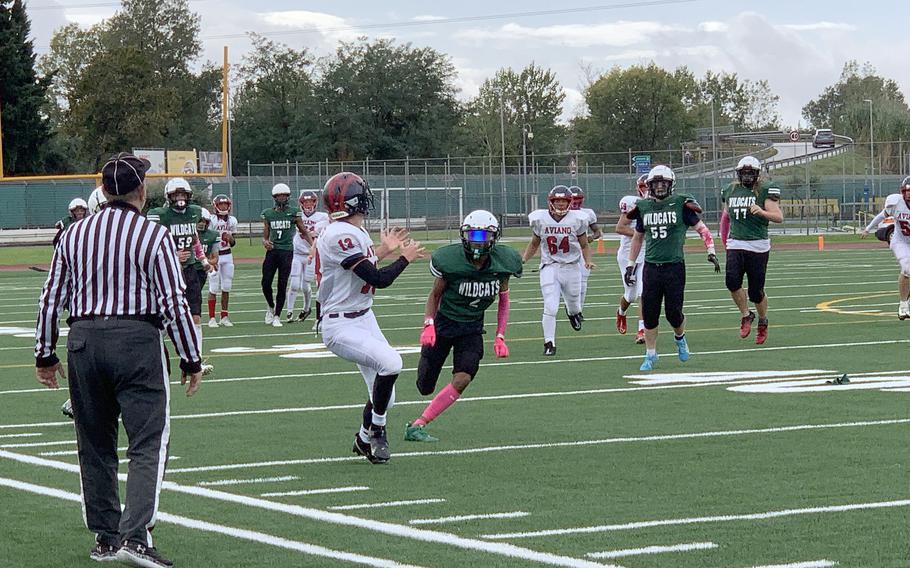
[303,287,312,311]
[195,324,203,354]
[901,300,908,309]
[371,411,387,427]
[646,348,657,357]
[358,426,371,443]
[638,319,645,331]
[617,306,626,316]
[542,314,556,344]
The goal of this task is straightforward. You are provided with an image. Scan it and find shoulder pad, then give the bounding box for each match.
[885,193,902,207]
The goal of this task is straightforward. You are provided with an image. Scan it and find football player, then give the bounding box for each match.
[286,190,329,323]
[404,210,522,443]
[614,175,648,344]
[315,172,426,464]
[87,185,107,214]
[147,178,213,375]
[862,176,910,319]
[53,198,88,247]
[568,186,602,317]
[208,194,237,327]
[719,156,783,344]
[261,183,312,328]
[195,209,219,310]
[522,185,594,356]
[625,166,720,371]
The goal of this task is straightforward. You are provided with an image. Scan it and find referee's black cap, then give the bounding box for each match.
[101,152,151,195]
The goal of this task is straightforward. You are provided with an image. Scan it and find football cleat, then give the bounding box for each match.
[404,422,439,443]
[577,312,585,323]
[566,309,582,331]
[756,319,769,345]
[89,541,119,562]
[201,361,214,376]
[116,541,173,568]
[740,311,756,338]
[285,311,295,323]
[264,308,275,324]
[616,311,627,334]
[297,308,312,322]
[675,336,690,362]
[639,353,658,371]
[899,304,910,320]
[219,317,233,327]
[369,426,390,464]
[207,317,218,329]
[543,341,556,356]
[353,434,380,463]
[271,319,283,328]
[635,329,645,344]
[61,399,74,420]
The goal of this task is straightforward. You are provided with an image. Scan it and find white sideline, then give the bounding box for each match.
[586,541,717,558]
[329,499,446,511]
[747,561,837,568]
[0,450,623,568]
[409,512,529,525]
[0,476,425,568]
[482,497,910,539]
[163,417,910,474]
[199,475,300,487]
[262,486,370,497]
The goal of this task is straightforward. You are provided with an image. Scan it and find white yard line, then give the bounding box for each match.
[0,476,426,568]
[746,561,837,568]
[199,475,300,487]
[482,497,910,539]
[0,432,41,439]
[163,417,910,474]
[262,486,370,497]
[587,541,718,559]
[0,439,74,448]
[329,499,447,511]
[0,450,622,568]
[409,512,529,525]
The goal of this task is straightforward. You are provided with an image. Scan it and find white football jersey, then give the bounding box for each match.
[316,221,377,315]
[617,195,645,263]
[293,211,330,256]
[579,207,598,235]
[883,194,910,243]
[528,209,588,266]
[211,215,238,255]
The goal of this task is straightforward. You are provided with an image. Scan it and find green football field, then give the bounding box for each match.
[1,245,909,567]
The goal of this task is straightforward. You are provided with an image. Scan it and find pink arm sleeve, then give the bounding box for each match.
[719,210,730,247]
[695,223,714,250]
[496,290,510,337]
[192,238,205,260]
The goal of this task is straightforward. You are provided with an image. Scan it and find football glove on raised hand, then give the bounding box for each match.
[623,265,637,287]
[708,253,721,273]
[494,335,509,358]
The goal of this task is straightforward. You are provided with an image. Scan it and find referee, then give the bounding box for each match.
[35,152,202,568]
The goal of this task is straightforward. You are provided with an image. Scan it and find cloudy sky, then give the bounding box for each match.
[28,0,908,128]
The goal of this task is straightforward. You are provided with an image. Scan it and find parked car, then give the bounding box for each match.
[813,128,836,148]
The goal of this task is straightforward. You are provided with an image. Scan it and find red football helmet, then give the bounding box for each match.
[636,174,648,197]
[548,185,572,216]
[568,186,584,210]
[299,190,318,214]
[323,172,373,220]
[901,176,910,205]
[212,194,232,216]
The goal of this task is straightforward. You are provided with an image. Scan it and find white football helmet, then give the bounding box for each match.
[87,186,107,214]
[68,198,88,212]
[198,207,212,226]
[735,156,762,187]
[165,178,193,211]
[272,183,291,209]
[460,209,500,260]
[646,165,676,200]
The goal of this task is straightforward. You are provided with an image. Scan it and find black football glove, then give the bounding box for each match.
[708,253,720,273]
[623,265,637,287]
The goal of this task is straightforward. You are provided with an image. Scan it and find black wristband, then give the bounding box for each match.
[180,359,202,374]
[36,353,60,368]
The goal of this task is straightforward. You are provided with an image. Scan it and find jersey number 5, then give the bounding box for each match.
[649,226,668,239]
[545,236,570,255]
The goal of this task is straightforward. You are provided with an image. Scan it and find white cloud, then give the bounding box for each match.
[413,15,446,22]
[698,21,728,33]
[456,21,687,48]
[63,11,110,27]
[781,21,856,32]
[256,10,358,45]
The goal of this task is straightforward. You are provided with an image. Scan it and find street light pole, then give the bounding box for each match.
[864,99,874,197]
[498,89,507,220]
[522,124,533,213]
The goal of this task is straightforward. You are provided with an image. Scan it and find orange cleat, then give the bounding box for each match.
[756,320,768,345]
[616,310,627,334]
[740,311,755,338]
[635,329,645,344]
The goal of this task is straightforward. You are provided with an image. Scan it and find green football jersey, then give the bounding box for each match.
[429,244,523,323]
[193,228,220,270]
[55,216,75,231]
[633,193,700,265]
[722,180,781,241]
[261,206,301,251]
[147,204,203,266]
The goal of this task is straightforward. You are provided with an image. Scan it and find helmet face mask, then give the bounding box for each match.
[323,173,373,220]
[568,186,584,210]
[213,194,232,216]
[272,183,291,210]
[299,191,318,214]
[460,210,500,260]
[646,165,675,200]
[548,185,572,216]
[735,156,762,188]
[165,178,193,212]
[68,198,88,220]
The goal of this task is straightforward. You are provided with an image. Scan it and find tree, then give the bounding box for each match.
[314,38,461,160]
[575,63,694,160]
[457,63,566,160]
[0,0,54,175]
[689,71,780,131]
[231,34,318,167]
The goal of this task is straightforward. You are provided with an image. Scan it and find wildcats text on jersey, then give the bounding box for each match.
[727,195,757,208]
[644,211,678,226]
[458,280,501,298]
[170,223,196,238]
[270,219,292,230]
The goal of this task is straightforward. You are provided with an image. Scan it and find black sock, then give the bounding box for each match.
[674,333,685,341]
[362,401,373,431]
[758,318,768,325]
[372,373,398,417]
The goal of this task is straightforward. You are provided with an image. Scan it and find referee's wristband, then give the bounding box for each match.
[180,359,202,374]
[35,353,60,368]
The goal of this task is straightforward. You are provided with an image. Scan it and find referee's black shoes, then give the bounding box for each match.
[117,541,173,567]
[89,541,118,562]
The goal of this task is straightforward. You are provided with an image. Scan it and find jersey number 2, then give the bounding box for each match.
[338,237,356,251]
[545,236,570,255]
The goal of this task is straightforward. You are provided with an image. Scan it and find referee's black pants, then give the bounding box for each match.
[262,249,293,315]
[67,319,170,548]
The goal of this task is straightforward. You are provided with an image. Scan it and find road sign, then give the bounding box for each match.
[632,154,651,175]
[789,130,800,142]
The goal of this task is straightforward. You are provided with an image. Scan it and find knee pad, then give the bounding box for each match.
[542,293,559,318]
[379,350,403,377]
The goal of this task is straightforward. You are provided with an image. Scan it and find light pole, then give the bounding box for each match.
[522,123,533,211]
[864,99,874,197]
[497,89,507,220]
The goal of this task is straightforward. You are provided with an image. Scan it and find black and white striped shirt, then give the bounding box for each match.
[35,201,202,372]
